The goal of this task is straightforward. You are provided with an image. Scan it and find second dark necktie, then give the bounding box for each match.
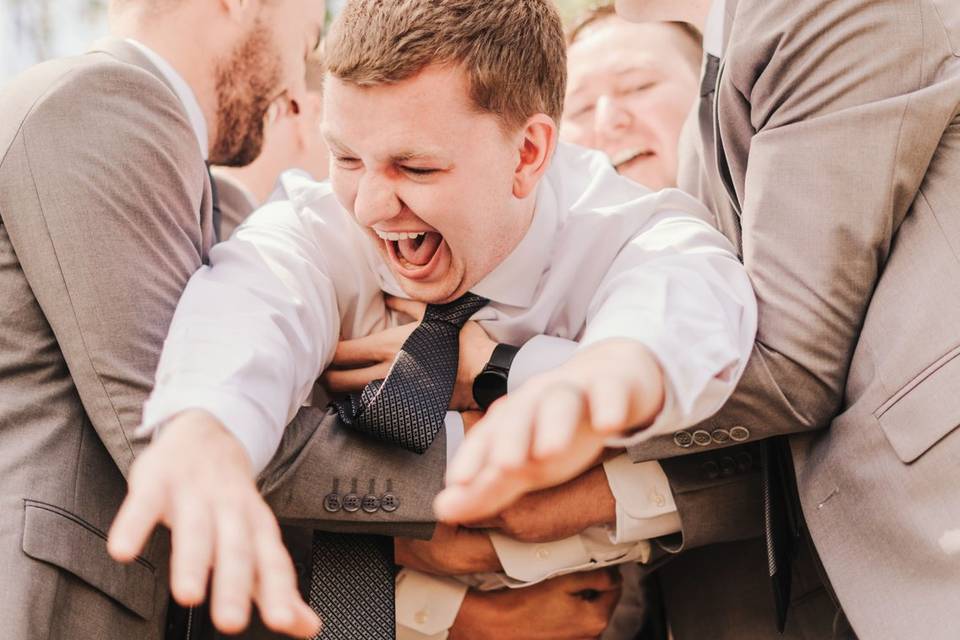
[308,292,489,640]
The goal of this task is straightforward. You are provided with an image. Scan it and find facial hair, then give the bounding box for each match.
[209,19,283,167]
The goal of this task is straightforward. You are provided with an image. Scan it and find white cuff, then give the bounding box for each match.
[396,569,468,639]
[138,384,278,475]
[489,532,591,585]
[508,335,578,392]
[444,412,465,465]
[603,455,681,543]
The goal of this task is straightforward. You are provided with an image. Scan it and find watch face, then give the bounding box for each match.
[473,370,508,410]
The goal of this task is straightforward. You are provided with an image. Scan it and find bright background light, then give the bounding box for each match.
[0,0,597,84]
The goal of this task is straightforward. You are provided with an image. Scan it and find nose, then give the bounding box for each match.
[594,94,632,141]
[353,170,402,227]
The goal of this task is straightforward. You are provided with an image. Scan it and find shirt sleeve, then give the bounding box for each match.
[486,528,650,588]
[396,569,468,640]
[580,201,758,446]
[139,182,362,473]
[602,454,681,543]
[507,335,578,392]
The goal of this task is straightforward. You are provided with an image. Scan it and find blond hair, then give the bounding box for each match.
[567,3,702,70]
[324,0,567,130]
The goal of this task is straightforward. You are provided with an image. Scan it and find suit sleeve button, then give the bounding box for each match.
[674,431,694,448]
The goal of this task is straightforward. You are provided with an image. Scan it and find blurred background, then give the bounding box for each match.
[1,0,597,83]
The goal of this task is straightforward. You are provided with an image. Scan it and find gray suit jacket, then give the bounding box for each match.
[0,38,443,640]
[631,1,960,638]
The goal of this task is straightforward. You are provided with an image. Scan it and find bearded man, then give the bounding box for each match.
[0,0,325,638]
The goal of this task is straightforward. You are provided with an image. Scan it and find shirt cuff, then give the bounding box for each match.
[508,335,578,392]
[602,454,681,543]
[138,383,279,475]
[396,569,468,639]
[444,412,465,465]
[487,529,650,588]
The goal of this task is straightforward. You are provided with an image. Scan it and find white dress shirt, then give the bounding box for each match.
[125,39,209,160]
[703,0,726,58]
[140,142,756,638]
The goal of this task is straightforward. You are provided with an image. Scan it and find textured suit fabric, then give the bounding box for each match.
[629,0,960,638]
[0,38,445,640]
[0,38,213,640]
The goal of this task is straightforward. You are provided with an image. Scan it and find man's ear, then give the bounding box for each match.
[513,114,558,199]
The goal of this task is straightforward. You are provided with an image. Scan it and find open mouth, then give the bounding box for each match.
[375,229,447,280]
[611,147,654,170]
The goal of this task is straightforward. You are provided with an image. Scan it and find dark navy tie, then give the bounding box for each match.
[308,293,488,639]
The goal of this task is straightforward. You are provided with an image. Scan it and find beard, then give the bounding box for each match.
[209,20,283,167]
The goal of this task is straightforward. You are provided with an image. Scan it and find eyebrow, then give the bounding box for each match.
[322,132,446,164]
[569,63,659,97]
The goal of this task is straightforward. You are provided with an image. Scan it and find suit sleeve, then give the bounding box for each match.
[630,0,938,462]
[3,63,208,477]
[631,0,948,550]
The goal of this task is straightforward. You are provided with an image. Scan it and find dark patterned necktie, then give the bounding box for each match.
[308,293,489,639]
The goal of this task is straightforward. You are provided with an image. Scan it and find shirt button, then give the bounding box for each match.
[674,431,694,448]
[711,428,731,445]
[649,489,666,508]
[536,546,551,560]
[414,610,429,625]
[729,426,751,442]
[692,429,712,447]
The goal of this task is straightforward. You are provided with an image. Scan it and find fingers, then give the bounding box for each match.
[561,567,621,594]
[322,362,392,392]
[586,375,633,434]
[330,323,415,367]
[386,295,426,320]
[107,456,167,564]
[529,384,587,460]
[169,494,214,605]
[210,507,255,634]
[435,465,525,524]
[252,507,322,637]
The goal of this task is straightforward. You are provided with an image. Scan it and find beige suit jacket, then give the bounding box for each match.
[634,1,960,638]
[0,38,445,639]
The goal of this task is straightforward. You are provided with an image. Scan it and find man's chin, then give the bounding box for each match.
[394,272,467,305]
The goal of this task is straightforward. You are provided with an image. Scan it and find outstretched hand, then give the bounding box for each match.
[434,338,664,524]
[107,410,321,638]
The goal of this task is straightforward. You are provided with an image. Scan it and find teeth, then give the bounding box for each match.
[375,230,427,241]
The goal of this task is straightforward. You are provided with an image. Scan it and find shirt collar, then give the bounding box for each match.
[125,39,209,160]
[703,0,726,58]
[470,178,559,308]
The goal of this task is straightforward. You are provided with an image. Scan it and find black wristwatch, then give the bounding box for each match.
[472,343,520,411]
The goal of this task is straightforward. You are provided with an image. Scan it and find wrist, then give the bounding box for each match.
[159,409,254,476]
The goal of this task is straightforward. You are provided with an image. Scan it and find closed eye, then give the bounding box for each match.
[402,166,439,176]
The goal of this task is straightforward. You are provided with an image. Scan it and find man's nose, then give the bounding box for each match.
[594,94,632,140]
[353,171,402,227]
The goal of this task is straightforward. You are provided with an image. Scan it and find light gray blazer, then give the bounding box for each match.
[631,1,960,638]
[0,38,444,640]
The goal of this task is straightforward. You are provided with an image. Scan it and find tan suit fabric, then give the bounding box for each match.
[0,39,445,640]
[630,0,960,638]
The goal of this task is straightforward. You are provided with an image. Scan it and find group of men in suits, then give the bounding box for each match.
[2,0,959,639]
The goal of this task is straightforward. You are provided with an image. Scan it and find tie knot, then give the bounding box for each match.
[424,292,488,328]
